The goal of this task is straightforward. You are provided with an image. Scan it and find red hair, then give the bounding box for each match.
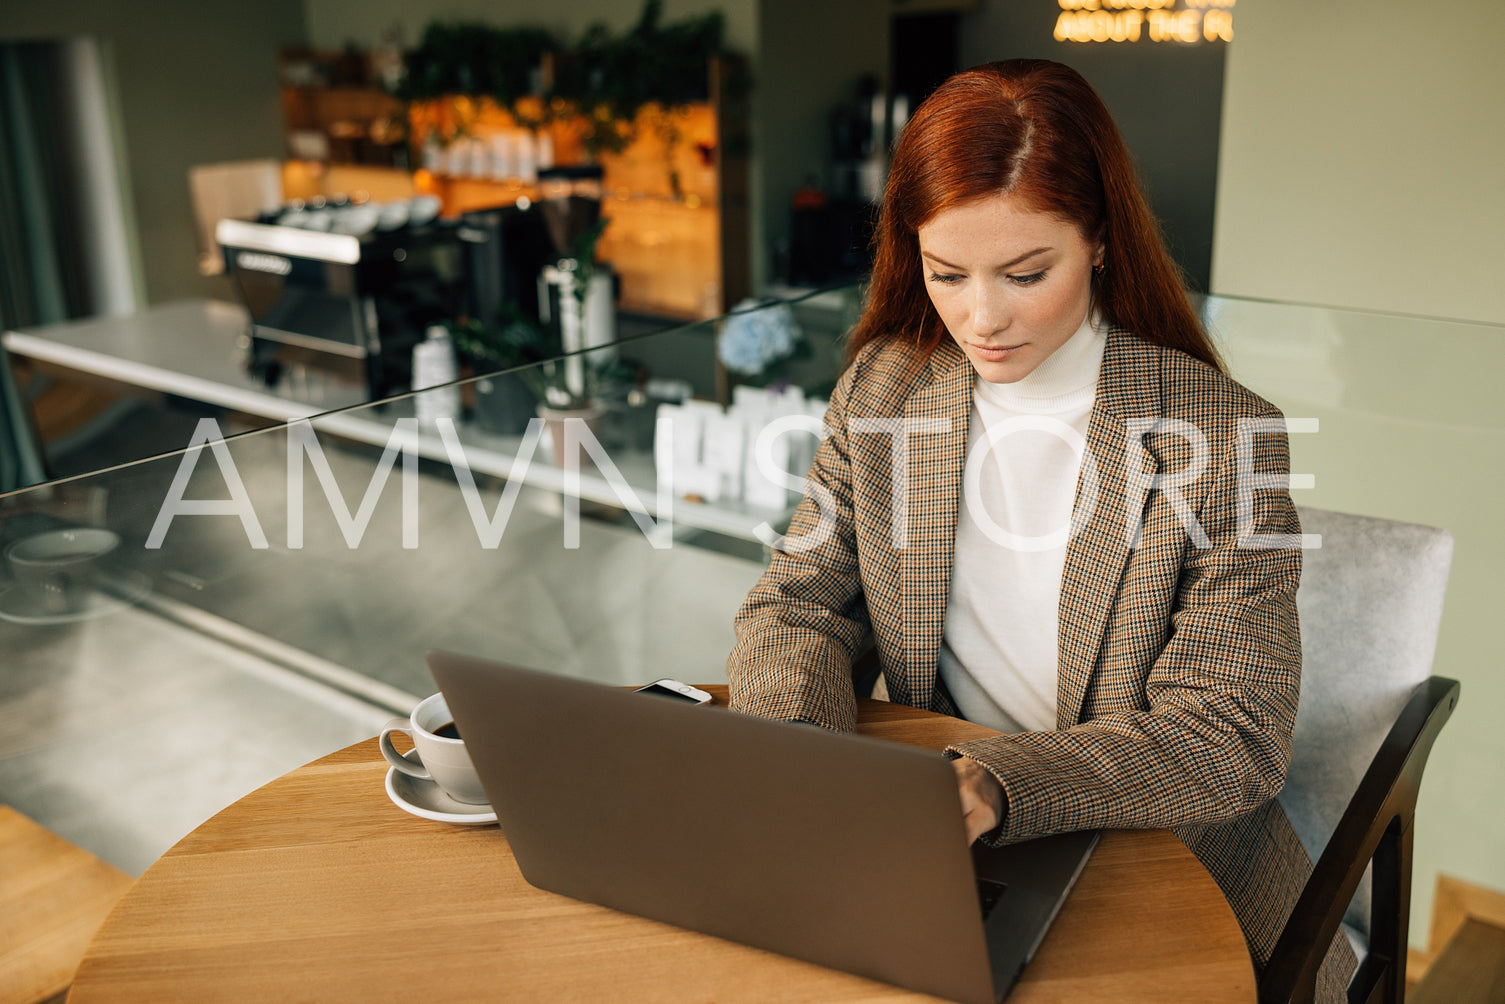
[847,59,1221,372]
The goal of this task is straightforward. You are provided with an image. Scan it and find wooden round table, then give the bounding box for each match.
[71,689,1255,1002]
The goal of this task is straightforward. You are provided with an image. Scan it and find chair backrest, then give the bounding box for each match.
[1282,506,1453,934]
[186,158,282,275]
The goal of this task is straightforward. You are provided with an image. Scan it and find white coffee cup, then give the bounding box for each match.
[379,693,488,804]
[5,528,120,614]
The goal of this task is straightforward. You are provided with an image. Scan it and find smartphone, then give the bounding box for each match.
[633,679,713,705]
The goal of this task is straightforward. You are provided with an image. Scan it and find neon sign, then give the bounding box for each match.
[1055,0,1235,44]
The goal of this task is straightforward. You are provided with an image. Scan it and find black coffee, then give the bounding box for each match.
[434,721,462,740]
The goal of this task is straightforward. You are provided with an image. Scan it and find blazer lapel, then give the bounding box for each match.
[895,340,972,711]
[1056,329,1163,728]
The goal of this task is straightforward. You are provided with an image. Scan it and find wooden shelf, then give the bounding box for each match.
[272,50,748,322]
[277,48,407,167]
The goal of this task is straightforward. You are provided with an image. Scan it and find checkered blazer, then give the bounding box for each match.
[728,328,1354,992]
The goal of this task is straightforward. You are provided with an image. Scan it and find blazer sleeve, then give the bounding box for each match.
[726,357,873,732]
[946,405,1303,841]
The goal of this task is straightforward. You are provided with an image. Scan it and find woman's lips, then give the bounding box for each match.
[971,342,1024,362]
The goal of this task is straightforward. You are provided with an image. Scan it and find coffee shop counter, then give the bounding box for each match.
[3,299,793,544]
[3,299,370,424]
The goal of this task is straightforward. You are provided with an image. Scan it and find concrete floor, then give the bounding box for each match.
[0,419,767,876]
[0,606,395,876]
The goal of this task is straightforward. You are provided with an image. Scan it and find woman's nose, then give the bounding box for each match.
[970,284,1008,336]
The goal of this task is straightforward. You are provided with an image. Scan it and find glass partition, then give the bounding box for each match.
[6,286,1496,884]
[0,287,856,872]
[1198,293,1502,942]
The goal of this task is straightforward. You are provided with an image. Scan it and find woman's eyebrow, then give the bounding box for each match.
[920,247,1053,271]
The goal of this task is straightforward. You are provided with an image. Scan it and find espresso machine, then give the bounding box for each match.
[218,195,554,399]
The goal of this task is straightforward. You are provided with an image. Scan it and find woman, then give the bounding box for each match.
[727,60,1353,996]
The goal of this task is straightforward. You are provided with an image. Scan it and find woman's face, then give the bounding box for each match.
[917,193,1104,384]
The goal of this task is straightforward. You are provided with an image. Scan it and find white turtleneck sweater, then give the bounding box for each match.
[937,313,1107,734]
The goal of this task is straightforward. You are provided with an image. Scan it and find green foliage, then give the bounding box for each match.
[564,217,610,314]
[396,1,728,154]
[451,270,634,410]
[451,307,564,406]
[557,0,725,123]
[451,305,550,369]
[397,23,558,107]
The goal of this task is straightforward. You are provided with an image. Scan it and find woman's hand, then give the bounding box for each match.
[952,756,1007,843]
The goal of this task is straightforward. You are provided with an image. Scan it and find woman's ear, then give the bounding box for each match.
[1093,243,1106,269]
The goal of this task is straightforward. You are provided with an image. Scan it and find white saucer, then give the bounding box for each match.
[0,571,152,625]
[385,766,497,825]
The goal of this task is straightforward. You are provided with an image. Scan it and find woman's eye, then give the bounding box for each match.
[927,271,962,286]
[1009,270,1047,286]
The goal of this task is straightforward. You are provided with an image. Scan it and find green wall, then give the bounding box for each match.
[1213,0,1505,326]
[1213,0,1505,946]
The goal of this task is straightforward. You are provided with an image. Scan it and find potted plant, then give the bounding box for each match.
[450,306,552,437]
[554,0,724,163]
[399,2,728,181]
[716,298,810,389]
[452,302,635,465]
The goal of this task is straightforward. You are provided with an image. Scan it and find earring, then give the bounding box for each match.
[1093,262,1105,276]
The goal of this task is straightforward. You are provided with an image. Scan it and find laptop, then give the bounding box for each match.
[428,652,1098,1004]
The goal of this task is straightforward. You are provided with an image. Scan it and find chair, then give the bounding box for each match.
[0,806,133,1004]
[1260,507,1460,1003]
[186,158,282,275]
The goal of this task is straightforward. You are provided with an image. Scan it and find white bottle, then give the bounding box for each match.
[490,133,513,181]
[467,138,489,179]
[516,132,538,184]
[445,140,468,178]
[412,325,461,424]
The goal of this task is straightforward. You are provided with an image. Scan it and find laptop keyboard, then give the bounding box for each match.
[976,878,1007,920]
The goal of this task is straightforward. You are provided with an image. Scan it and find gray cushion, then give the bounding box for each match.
[1280,506,1453,939]
[1342,922,1368,968]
